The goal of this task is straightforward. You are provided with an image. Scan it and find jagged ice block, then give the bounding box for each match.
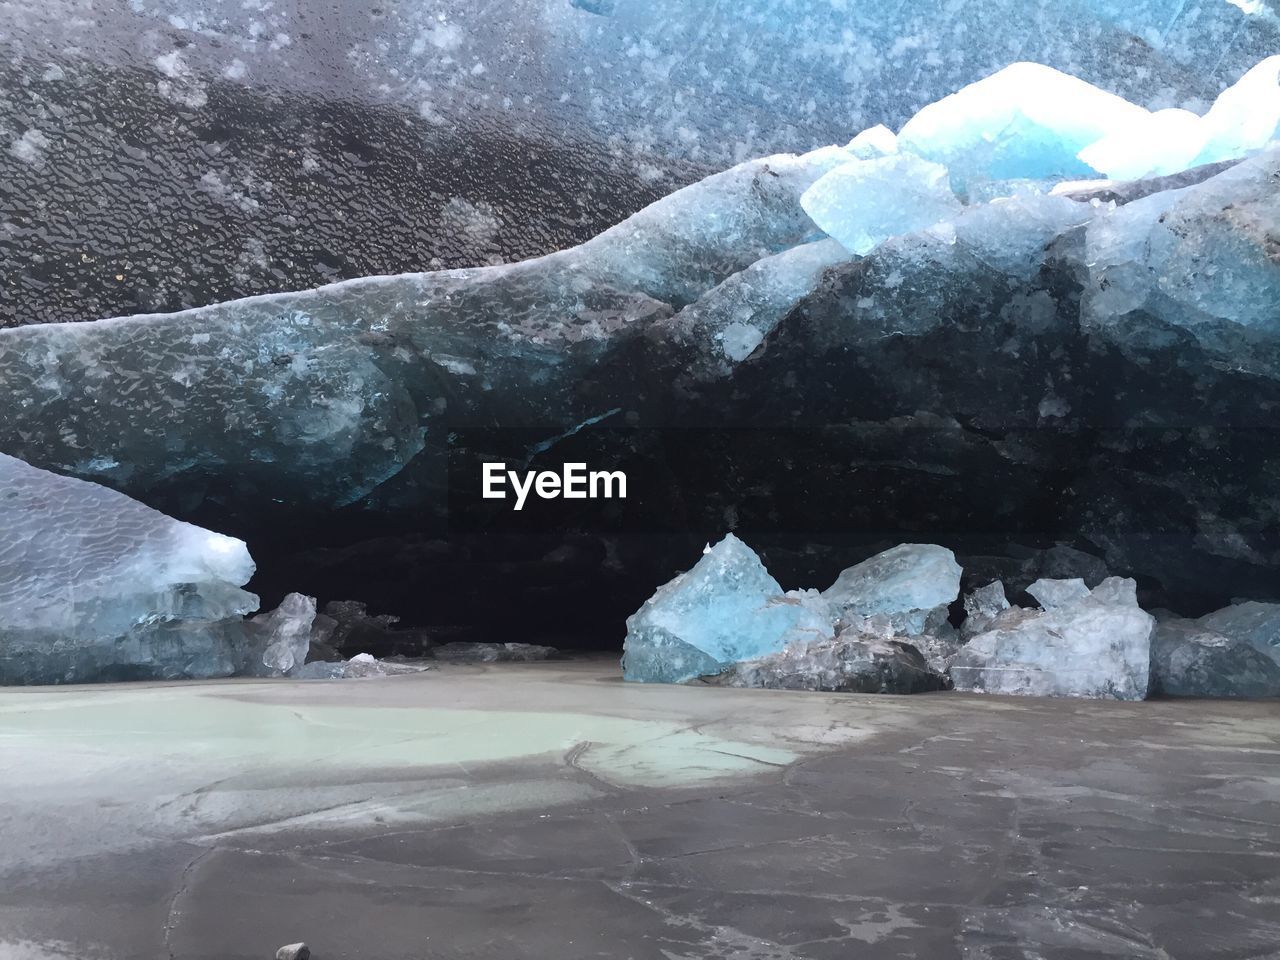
[0,452,259,684]
[621,534,833,684]
[950,577,1154,700]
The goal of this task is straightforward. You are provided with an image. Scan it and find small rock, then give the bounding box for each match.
[276,944,310,960]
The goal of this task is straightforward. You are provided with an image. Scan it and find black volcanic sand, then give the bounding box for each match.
[1,658,1278,959]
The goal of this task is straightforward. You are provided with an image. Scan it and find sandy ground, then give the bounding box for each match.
[1,655,1278,959]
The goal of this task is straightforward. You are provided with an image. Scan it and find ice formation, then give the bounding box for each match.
[711,631,948,695]
[799,154,962,255]
[0,145,850,509]
[1077,109,1209,180]
[1026,578,1091,610]
[1083,147,1280,346]
[627,537,1276,699]
[845,125,899,160]
[897,62,1151,192]
[1196,602,1280,665]
[1150,618,1280,698]
[950,578,1154,700]
[433,642,558,663]
[822,544,961,637]
[293,652,433,680]
[622,535,832,684]
[961,581,1010,640]
[243,592,316,678]
[625,540,971,688]
[1192,55,1280,167]
[0,452,258,684]
[2,57,1280,656]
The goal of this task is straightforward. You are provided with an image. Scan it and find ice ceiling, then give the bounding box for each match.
[1,0,1277,324]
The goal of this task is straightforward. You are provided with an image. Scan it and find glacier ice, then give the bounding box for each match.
[243,592,316,678]
[0,145,851,509]
[1193,55,1280,167]
[950,577,1154,699]
[845,125,899,160]
[433,642,558,663]
[342,653,433,678]
[709,630,948,695]
[1027,577,1091,610]
[821,544,961,637]
[1150,618,1280,698]
[622,535,833,684]
[0,452,259,684]
[1077,109,1209,180]
[1076,57,1280,179]
[650,238,852,380]
[800,154,963,256]
[1196,601,1280,665]
[293,652,434,679]
[1083,147,1280,343]
[962,581,1010,640]
[896,62,1151,192]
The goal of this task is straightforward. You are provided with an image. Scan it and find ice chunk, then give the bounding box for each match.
[1076,57,1280,179]
[1196,601,1280,665]
[1053,158,1244,205]
[947,194,1093,279]
[243,592,316,677]
[800,154,962,256]
[962,581,1010,640]
[291,660,347,680]
[651,238,851,379]
[897,62,1151,192]
[821,544,961,637]
[622,534,833,684]
[1078,108,1208,180]
[950,577,1154,699]
[0,452,258,685]
[1193,56,1280,167]
[1150,619,1280,698]
[708,632,947,694]
[845,124,898,160]
[342,653,433,678]
[433,641,558,662]
[1026,577,1091,610]
[1083,147,1280,343]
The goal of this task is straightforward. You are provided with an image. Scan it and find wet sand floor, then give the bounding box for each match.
[1,655,1278,959]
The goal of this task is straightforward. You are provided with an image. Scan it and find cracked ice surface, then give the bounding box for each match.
[0,664,881,871]
[0,452,258,684]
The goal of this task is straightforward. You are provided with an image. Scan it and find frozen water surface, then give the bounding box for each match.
[0,662,892,874]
